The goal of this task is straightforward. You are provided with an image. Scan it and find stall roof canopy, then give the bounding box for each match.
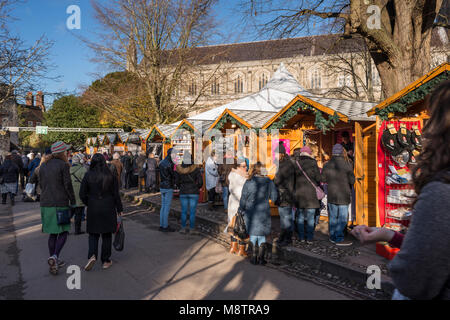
[188,63,312,122]
[209,108,278,131]
[367,62,450,116]
[118,132,129,143]
[155,124,178,138]
[106,133,117,144]
[171,119,214,138]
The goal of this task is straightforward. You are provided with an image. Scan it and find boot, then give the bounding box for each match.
[250,244,258,265]
[278,229,286,246]
[258,243,267,265]
[237,243,248,257]
[229,240,238,254]
[10,193,15,206]
[1,193,7,204]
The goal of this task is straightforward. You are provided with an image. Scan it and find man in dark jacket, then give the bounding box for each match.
[136,151,147,194]
[0,152,20,205]
[293,146,322,243]
[145,153,158,193]
[121,152,133,189]
[158,148,176,232]
[322,144,355,246]
[274,142,296,246]
[11,150,24,190]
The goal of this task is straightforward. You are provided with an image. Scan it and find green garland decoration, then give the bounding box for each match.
[164,138,171,144]
[213,113,249,131]
[147,128,162,142]
[267,101,340,134]
[375,71,449,120]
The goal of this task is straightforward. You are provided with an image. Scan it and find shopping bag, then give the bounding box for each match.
[226,214,237,235]
[113,217,125,251]
[25,183,35,197]
[233,208,249,241]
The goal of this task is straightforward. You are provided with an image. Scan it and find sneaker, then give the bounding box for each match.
[165,226,176,232]
[335,240,353,247]
[57,259,66,268]
[102,261,113,269]
[48,255,58,275]
[179,227,187,234]
[329,239,336,244]
[306,240,314,245]
[84,255,96,271]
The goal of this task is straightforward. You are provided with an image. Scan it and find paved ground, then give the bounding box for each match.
[0,197,352,300]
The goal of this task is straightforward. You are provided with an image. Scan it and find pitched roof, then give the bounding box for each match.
[184,29,448,65]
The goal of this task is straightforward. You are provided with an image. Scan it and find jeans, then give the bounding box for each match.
[88,233,112,263]
[278,207,293,231]
[328,203,349,243]
[250,235,266,246]
[222,186,229,210]
[160,188,173,228]
[180,194,199,228]
[296,208,316,241]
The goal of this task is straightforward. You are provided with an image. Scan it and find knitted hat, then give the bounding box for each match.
[51,141,71,154]
[300,146,312,155]
[332,143,344,155]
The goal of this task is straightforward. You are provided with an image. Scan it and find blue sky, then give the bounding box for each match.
[7,0,309,107]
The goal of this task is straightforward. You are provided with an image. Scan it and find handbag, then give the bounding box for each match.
[56,208,71,225]
[295,160,326,200]
[233,208,249,241]
[113,217,125,251]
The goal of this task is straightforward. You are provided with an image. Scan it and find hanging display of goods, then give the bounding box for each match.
[397,123,413,150]
[387,189,416,205]
[386,166,412,185]
[410,125,422,150]
[381,124,402,156]
[384,222,407,233]
[387,207,413,220]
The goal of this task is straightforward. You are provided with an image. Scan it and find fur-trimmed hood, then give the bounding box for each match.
[176,164,201,174]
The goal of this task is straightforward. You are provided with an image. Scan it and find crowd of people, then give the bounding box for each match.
[0,82,448,299]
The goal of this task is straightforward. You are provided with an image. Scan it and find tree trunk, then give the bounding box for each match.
[351,0,442,97]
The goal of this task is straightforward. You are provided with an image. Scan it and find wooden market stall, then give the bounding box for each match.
[144,124,177,160]
[365,62,449,231]
[261,94,377,221]
[126,129,144,155]
[97,134,109,155]
[115,132,129,153]
[86,136,98,155]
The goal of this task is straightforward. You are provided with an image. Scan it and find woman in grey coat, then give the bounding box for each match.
[239,162,278,265]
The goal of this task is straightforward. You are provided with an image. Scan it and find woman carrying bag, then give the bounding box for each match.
[226,158,248,256]
[239,162,278,265]
[80,153,123,271]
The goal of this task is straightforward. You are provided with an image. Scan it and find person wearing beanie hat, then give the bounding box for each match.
[293,144,322,243]
[274,141,296,247]
[70,153,88,235]
[111,153,123,189]
[158,147,176,232]
[322,144,355,246]
[38,141,76,275]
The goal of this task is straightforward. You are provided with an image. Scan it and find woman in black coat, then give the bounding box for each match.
[80,153,123,271]
[293,146,322,243]
[0,152,20,205]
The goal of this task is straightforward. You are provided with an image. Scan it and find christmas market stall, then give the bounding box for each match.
[86,136,98,155]
[116,132,129,153]
[262,94,377,221]
[126,129,145,155]
[97,134,109,155]
[364,62,449,247]
[206,108,277,159]
[144,124,178,160]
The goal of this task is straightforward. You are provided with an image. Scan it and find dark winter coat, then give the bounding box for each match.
[0,160,19,183]
[136,155,147,177]
[175,164,203,195]
[293,155,322,209]
[322,156,355,205]
[239,175,278,236]
[121,155,133,173]
[274,154,296,207]
[159,154,175,189]
[79,171,123,234]
[28,157,41,178]
[11,154,24,173]
[38,158,76,207]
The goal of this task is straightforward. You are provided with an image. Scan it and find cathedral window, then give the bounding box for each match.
[211,78,220,95]
[234,75,243,93]
[311,69,322,89]
[259,73,268,90]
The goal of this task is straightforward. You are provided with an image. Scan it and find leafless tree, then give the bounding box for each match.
[0,0,57,105]
[81,0,225,127]
[243,0,449,98]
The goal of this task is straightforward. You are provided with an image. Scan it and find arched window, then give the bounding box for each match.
[259,73,268,90]
[188,79,197,95]
[311,69,322,89]
[234,75,243,93]
[211,78,220,95]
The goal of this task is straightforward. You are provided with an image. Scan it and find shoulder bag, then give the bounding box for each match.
[233,207,249,241]
[56,208,71,225]
[294,160,325,201]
